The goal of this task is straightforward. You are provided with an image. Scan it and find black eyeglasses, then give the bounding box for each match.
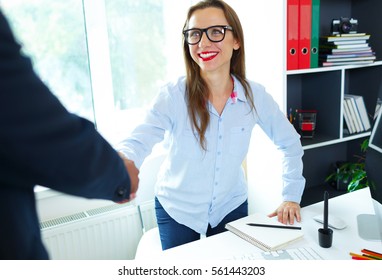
[183,25,233,45]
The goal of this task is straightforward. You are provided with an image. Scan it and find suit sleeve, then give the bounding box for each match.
[0,11,131,202]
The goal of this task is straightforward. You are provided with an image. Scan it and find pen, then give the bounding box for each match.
[361,249,382,260]
[363,254,381,260]
[352,256,370,260]
[349,252,374,260]
[246,223,302,230]
[323,191,329,231]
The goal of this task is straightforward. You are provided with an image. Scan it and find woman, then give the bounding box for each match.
[118,0,305,250]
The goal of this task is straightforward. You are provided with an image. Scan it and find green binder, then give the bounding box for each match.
[310,0,320,68]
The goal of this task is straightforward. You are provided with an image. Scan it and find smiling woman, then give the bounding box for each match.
[116,0,305,252]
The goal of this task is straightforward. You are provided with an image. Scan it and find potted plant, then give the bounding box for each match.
[326,139,369,192]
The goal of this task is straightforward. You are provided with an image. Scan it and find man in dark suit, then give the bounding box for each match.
[0,10,139,259]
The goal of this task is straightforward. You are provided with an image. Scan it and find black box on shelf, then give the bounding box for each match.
[296,110,317,138]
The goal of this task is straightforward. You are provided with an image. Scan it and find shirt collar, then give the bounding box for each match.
[231,75,248,104]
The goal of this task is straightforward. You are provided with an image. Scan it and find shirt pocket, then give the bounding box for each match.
[177,129,204,159]
[229,125,252,158]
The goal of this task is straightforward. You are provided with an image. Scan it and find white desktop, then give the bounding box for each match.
[136,187,382,260]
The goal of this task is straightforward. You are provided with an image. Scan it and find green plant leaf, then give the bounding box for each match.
[327,138,369,192]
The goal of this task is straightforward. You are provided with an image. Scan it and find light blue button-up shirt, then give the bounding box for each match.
[118,76,305,234]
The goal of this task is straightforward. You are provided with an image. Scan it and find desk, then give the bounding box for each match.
[143,188,382,260]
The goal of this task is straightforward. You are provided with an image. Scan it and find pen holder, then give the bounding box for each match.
[296,110,317,138]
[318,228,333,248]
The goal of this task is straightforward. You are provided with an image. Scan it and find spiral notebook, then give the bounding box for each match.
[225,213,304,251]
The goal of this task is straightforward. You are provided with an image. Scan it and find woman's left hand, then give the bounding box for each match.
[268,201,301,225]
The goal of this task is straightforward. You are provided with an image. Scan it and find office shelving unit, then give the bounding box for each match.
[288,0,382,205]
[248,0,382,206]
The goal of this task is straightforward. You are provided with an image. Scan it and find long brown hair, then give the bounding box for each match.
[183,0,255,150]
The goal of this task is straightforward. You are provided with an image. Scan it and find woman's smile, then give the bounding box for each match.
[198,51,219,61]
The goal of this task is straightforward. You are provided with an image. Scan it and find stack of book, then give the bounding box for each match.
[343,94,371,135]
[319,33,376,67]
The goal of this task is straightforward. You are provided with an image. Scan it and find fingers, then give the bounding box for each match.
[295,209,302,223]
[118,152,139,201]
[125,159,139,194]
[267,211,277,218]
[116,193,136,205]
[268,201,301,225]
[279,207,291,224]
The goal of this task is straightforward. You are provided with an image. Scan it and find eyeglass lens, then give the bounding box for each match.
[184,26,229,45]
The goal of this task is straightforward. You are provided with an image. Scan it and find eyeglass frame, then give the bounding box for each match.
[183,25,233,45]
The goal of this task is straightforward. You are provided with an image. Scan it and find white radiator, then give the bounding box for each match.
[40,203,146,260]
[137,199,157,232]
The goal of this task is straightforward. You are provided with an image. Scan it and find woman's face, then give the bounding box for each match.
[186,7,240,76]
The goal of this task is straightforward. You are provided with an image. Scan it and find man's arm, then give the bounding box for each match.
[0,10,137,202]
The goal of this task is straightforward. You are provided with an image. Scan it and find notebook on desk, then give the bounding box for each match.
[225,213,304,251]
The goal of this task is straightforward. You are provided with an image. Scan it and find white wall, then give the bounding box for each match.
[226,1,286,214]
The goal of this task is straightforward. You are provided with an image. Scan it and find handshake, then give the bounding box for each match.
[118,152,140,203]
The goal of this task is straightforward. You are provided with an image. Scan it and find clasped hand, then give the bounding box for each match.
[118,152,139,203]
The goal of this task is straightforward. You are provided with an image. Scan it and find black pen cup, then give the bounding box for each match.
[318,228,333,248]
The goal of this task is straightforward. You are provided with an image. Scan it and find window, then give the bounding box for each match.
[1,0,194,146]
[0,0,94,122]
[84,0,194,144]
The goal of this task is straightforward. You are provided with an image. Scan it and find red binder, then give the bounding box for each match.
[287,0,299,70]
[298,0,312,69]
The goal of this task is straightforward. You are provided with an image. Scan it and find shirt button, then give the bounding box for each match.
[117,188,125,197]
[219,135,222,139]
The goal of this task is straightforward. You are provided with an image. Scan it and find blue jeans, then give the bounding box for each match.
[155,197,248,250]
